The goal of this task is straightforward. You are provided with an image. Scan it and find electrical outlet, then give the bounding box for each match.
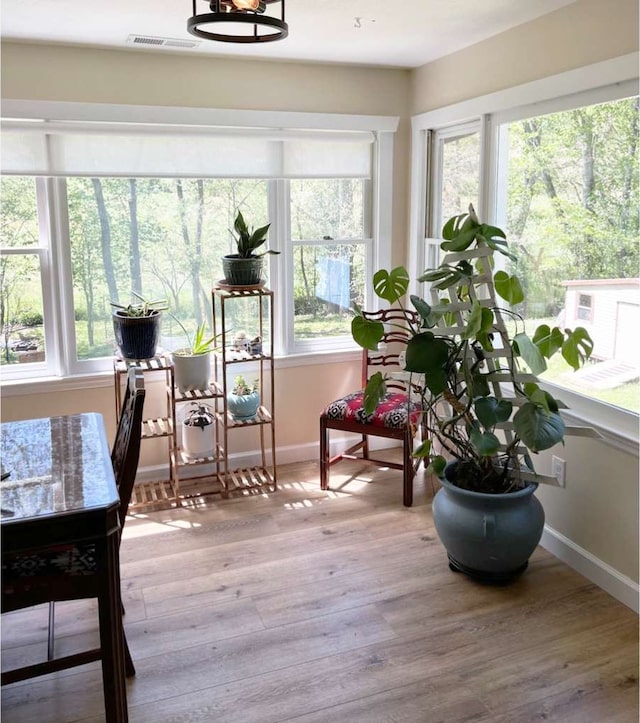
[552,455,566,486]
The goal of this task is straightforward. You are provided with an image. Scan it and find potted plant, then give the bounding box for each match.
[181,402,216,460]
[111,292,168,360]
[351,205,595,582]
[222,210,279,287]
[170,319,219,393]
[226,375,260,421]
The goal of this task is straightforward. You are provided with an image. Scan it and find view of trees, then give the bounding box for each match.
[66,177,269,359]
[290,179,367,339]
[504,96,639,318]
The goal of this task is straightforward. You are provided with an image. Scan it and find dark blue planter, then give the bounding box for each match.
[432,462,545,583]
[112,310,162,360]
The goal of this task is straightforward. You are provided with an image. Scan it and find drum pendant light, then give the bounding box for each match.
[187,0,288,44]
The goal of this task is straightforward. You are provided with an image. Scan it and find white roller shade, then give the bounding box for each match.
[1,121,374,178]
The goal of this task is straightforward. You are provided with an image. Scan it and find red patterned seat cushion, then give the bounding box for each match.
[322,390,421,430]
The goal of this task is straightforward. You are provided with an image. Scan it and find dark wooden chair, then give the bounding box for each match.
[2,367,145,688]
[320,308,423,506]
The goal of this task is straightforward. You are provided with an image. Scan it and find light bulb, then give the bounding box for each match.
[232,0,260,9]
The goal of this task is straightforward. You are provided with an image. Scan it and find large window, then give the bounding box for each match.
[0,178,49,369]
[414,65,639,441]
[498,96,639,413]
[66,177,268,362]
[288,178,370,350]
[0,109,393,380]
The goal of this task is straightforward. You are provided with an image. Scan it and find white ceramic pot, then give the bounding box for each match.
[171,350,211,393]
[181,405,216,460]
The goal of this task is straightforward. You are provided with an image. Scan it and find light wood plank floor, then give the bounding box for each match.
[2,459,638,722]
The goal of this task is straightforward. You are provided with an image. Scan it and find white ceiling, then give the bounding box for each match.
[1,0,575,69]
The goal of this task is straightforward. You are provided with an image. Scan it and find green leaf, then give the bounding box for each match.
[372,267,409,303]
[474,396,513,429]
[409,295,431,323]
[533,324,564,359]
[362,372,386,416]
[562,327,594,370]
[412,439,431,459]
[513,332,547,375]
[405,332,450,373]
[470,370,490,398]
[476,308,495,351]
[470,426,501,456]
[351,316,384,350]
[427,455,447,477]
[424,368,448,396]
[461,300,484,340]
[513,403,565,452]
[494,271,524,305]
[442,212,477,240]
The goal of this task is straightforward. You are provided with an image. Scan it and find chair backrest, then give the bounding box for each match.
[361,308,419,393]
[111,367,146,530]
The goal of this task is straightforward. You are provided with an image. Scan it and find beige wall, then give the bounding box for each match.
[411,0,639,114]
[536,442,639,583]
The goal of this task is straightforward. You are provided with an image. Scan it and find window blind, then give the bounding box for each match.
[0,122,374,179]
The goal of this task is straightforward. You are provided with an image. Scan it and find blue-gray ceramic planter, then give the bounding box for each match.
[227,390,260,421]
[432,462,545,583]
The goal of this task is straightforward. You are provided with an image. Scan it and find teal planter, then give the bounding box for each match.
[227,390,260,421]
[432,462,545,583]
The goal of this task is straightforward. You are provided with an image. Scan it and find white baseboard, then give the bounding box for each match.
[541,526,639,613]
[138,443,638,614]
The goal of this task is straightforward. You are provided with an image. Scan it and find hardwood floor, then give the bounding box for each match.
[2,458,638,722]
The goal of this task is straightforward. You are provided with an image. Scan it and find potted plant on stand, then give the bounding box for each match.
[222,210,279,287]
[352,205,596,583]
[111,292,168,360]
[181,402,216,460]
[170,320,219,393]
[227,375,260,421]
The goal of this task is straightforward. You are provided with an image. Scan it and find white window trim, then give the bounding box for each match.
[409,53,640,451]
[1,101,399,386]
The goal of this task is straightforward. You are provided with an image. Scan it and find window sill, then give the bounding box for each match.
[541,381,639,458]
[0,349,362,397]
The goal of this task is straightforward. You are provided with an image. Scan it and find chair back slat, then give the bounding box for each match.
[360,308,419,391]
[111,367,146,529]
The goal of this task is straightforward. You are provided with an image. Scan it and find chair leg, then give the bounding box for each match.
[361,434,370,460]
[47,601,55,661]
[403,430,414,507]
[320,417,329,490]
[124,634,136,677]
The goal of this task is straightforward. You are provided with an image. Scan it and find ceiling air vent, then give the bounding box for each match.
[127,35,201,49]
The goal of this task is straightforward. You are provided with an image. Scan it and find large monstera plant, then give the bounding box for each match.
[352,206,594,494]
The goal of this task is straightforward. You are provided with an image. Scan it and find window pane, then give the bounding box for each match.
[501,97,640,413]
[293,244,365,340]
[0,177,40,248]
[290,179,365,240]
[439,132,480,225]
[0,254,46,365]
[67,178,268,360]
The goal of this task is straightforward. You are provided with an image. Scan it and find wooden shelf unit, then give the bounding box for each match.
[212,285,277,494]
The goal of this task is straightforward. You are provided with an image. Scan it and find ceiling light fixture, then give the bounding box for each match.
[187,0,288,44]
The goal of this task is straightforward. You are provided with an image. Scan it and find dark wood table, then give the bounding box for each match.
[1,413,128,721]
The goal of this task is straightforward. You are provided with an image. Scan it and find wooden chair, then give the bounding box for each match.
[2,367,145,687]
[320,308,423,506]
